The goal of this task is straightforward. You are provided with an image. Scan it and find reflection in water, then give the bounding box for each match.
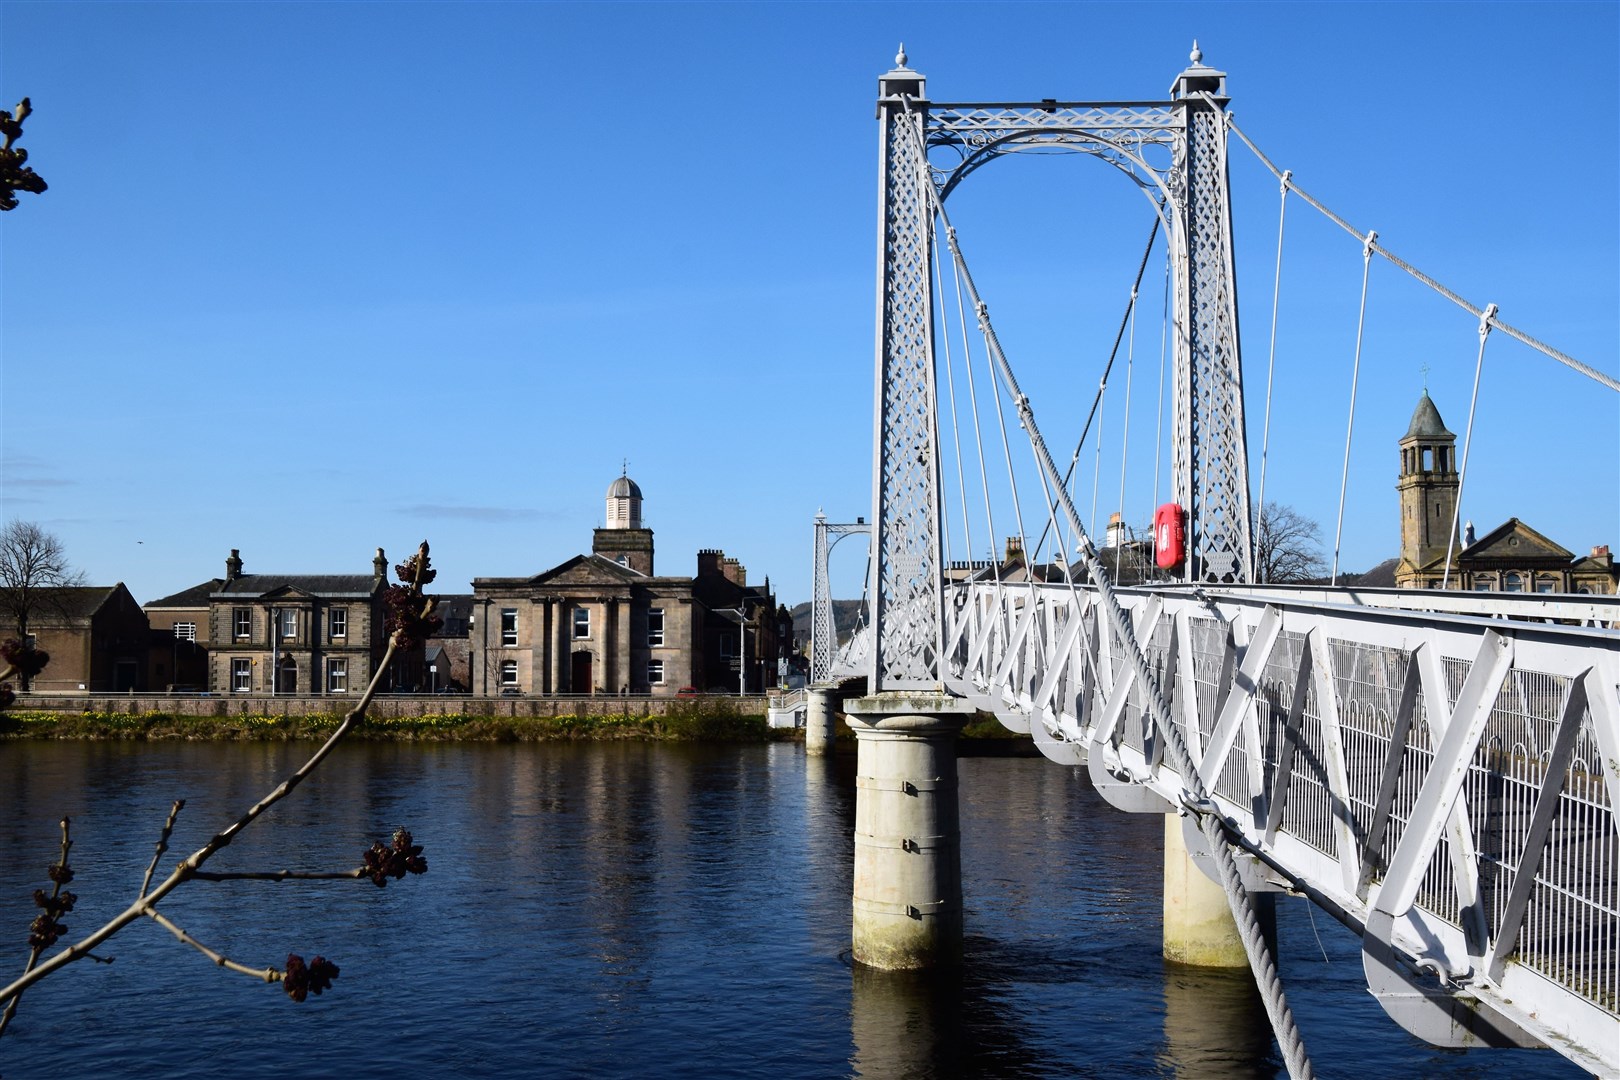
[0,742,1587,1079]
[849,964,958,1079]
[1159,965,1274,1079]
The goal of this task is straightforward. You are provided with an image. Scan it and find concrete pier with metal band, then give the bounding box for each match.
[845,693,973,969]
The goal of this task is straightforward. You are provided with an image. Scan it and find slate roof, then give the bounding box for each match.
[26,586,122,623]
[213,574,380,597]
[146,580,223,608]
[1404,390,1453,440]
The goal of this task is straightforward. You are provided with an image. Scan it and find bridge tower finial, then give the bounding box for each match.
[896,43,908,68]
[1190,39,1202,65]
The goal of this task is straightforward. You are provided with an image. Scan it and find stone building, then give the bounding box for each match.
[471,473,778,696]
[23,584,149,693]
[1394,390,1617,593]
[169,547,394,696]
[145,579,216,691]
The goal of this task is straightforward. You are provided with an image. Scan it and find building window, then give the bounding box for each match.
[233,608,252,640]
[173,622,196,642]
[501,608,518,646]
[1473,578,1493,592]
[330,608,347,640]
[1535,577,1556,594]
[573,607,590,639]
[648,608,664,647]
[648,659,664,685]
[328,658,348,693]
[279,609,298,640]
[231,658,251,692]
[1504,572,1524,593]
[719,632,736,659]
[501,660,518,686]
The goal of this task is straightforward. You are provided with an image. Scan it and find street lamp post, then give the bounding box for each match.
[718,605,750,696]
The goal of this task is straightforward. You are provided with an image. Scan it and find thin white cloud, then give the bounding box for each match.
[395,504,561,523]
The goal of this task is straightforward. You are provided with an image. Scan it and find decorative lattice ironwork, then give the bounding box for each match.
[811,513,870,685]
[870,54,1255,693]
[871,67,944,690]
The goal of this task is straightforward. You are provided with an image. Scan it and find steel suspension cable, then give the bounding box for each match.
[1113,281,1139,578]
[1153,256,1169,513]
[1442,305,1497,589]
[944,217,1319,1080]
[901,102,1316,1080]
[1331,230,1377,585]
[933,221,972,575]
[1024,216,1161,567]
[946,212,1004,586]
[1254,170,1291,582]
[1222,105,1618,395]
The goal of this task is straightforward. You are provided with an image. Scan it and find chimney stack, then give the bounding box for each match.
[225,549,243,582]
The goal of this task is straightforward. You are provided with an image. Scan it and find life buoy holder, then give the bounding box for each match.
[1154,503,1186,570]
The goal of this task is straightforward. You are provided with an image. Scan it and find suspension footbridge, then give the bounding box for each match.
[792,47,1619,1078]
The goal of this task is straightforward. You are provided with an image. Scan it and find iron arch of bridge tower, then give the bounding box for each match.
[869,46,1254,692]
[810,510,871,685]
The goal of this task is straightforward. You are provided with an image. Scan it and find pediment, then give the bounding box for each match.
[529,554,638,588]
[258,584,317,600]
[1461,518,1572,565]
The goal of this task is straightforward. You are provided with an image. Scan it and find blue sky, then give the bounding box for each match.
[2,1,1615,609]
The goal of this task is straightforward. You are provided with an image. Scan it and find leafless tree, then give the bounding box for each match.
[1253,503,1328,584]
[0,521,85,687]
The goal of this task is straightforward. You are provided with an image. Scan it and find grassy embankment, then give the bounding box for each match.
[0,705,783,743]
[0,708,1027,744]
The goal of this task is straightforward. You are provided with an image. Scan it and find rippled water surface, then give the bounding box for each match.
[0,741,1586,1078]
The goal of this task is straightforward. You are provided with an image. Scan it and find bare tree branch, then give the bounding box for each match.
[1253,503,1328,584]
[0,522,86,691]
[141,800,186,898]
[0,540,439,1032]
[145,909,281,984]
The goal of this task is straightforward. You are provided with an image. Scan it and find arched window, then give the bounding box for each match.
[1504,572,1523,593]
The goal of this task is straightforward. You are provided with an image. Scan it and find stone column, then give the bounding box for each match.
[805,687,838,756]
[1162,814,1246,967]
[550,599,563,693]
[844,692,973,969]
[615,596,632,694]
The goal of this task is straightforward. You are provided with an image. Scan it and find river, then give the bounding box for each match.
[0,741,1586,1078]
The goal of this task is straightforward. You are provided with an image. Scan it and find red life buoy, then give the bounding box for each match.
[1154,503,1185,570]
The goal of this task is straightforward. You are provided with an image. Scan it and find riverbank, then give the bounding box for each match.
[0,707,785,743]
[0,706,1030,745]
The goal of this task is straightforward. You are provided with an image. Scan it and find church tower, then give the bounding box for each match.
[1396,390,1460,585]
[593,469,654,574]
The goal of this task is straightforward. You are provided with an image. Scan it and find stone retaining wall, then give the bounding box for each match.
[15,694,768,719]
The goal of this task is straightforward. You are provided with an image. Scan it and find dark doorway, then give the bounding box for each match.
[277,656,297,694]
[571,651,593,695]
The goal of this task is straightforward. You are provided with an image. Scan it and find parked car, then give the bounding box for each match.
[499,687,523,697]
[676,686,700,697]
